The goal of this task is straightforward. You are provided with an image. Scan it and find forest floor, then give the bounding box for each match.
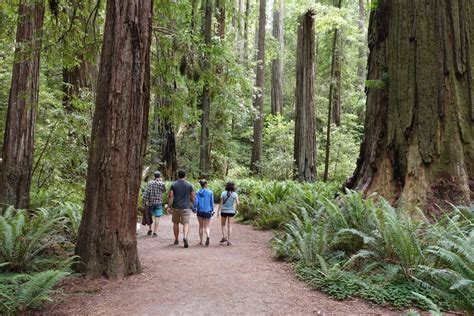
[46,214,399,315]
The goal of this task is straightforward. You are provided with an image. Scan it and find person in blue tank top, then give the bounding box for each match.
[193,179,214,246]
[217,181,239,246]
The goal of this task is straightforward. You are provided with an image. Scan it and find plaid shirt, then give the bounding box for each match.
[143,179,166,206]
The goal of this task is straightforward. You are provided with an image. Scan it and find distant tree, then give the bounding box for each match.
[0,1,45,209]
[271,0,283,115]
[346,0,474,212]
[323,0,342,182]
[75,0,153,278]
[250,0,266,174]
[198,0,213,178]
[294,10,316,182]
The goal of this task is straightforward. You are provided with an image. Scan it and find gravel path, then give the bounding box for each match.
[48,214,397,315]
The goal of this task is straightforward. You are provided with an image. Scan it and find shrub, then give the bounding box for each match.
[0,270,69,315]
[0,206,70,272]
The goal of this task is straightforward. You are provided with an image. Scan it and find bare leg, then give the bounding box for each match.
[198,216,204,243]
[221,216,227,240]
[173,223,179,241]
[227,217,232,245]
[183,223,189,240]
[153,217,160,234]
[204,219,211,238]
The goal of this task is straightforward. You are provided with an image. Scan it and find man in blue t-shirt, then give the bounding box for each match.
[167,170,195,248]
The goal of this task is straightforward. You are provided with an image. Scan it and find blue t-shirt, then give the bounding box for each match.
[171,179,194,209]
[221,191,237,213]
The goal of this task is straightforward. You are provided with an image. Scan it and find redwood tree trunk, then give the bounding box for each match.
[63,58,96,111]
[294,10,316,182]
[243,0,250,62]
[271,0,284,115]
[0,1,45,209]
[356,0,366,90]
[323,0,342,182]
[345,0,474,212]
[75,0,153,278]
[199,0,213,177]
[250,0,266,174]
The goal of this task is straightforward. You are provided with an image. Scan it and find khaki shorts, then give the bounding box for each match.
[171,208,191,225]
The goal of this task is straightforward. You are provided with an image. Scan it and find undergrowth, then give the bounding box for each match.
[236,180,474,313]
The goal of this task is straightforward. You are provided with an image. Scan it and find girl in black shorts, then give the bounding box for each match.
[217,182,239,246]
[193,179,214,246]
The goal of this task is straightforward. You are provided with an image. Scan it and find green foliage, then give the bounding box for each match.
[260,189,473,313]
[0,270,69,315]
[365,79,386,90]
[0,207,71,273]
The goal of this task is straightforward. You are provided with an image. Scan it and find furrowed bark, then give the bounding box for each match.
[0,1,45,210]
[346,0,474,214]
[75,0,153,278]
[294,10,316,182]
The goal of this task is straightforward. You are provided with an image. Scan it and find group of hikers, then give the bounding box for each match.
[141,169,239,247]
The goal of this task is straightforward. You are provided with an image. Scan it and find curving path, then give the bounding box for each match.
[48,214,397,315]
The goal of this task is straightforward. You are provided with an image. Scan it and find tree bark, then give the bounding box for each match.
[323,0,342,182]
[345,0,474,213]
[0,1,45,210]
[199,0,213,178]
[250,0,266,174]
[356,0,366,90]
[294,10,316,182]
[243,0,250,62]
[75,0,153,278]
[63,58,96,111]
[271,0,284,115]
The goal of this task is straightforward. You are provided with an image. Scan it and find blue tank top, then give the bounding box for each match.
[221,191,237,213]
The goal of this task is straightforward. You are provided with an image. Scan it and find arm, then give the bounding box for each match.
[193,191,199,212]
[190,190,196,205]
[210,194,214,213]
[217,197,223,217]
[235,195,240,212]
[167,190,174,213]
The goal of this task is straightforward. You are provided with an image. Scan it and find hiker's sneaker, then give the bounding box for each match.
[183,239,189,248]
[147,230,152,236]
[220,237,227,243]
[205,237,210,246]
[173,240,179,245]
[152,233,158,238]
[227,241,232,246]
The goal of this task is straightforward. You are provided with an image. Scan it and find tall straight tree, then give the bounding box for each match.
[271,0,284,115]
[346,1,474,211]
[243,0,251,62]
[323,0,342,182]
[199,0,213,177]
[250,0,266,174]
[75,0,153,278]
[0,1,45,209]
[356,0,366,89]
[294,10,316,182]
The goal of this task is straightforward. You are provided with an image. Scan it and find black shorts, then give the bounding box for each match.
[197,211,212,219]
[221,212,235,218]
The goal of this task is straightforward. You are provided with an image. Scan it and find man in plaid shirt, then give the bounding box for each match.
[143,171,166,237]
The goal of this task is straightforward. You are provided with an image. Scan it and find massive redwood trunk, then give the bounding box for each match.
[199,0,213,177]
[346,0,474,212]
[271,0,283,115]
[0,1,45,209]
[75,0,153,278]
[294,10,316,182]
[250,0,266,174]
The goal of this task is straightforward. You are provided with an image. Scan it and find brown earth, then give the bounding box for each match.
[45,214,400,315]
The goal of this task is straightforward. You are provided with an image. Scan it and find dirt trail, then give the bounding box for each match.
[49,214,396,315]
